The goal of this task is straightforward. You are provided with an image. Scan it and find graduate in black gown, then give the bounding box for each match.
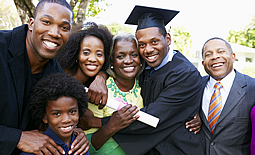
[85,5,205,155]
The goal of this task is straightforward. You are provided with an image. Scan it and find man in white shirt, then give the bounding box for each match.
[200,37,255,155]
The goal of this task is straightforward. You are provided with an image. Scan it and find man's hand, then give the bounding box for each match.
[78,108,102,130]
[69,128,90,155]
[88,71,108,109]
[17,130,64,155]
[185,113,201,134]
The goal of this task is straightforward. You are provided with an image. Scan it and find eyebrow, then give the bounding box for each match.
[41,14,71,26]
[217,48,226,51]
[50,107,78,112]
[150,37,157,40]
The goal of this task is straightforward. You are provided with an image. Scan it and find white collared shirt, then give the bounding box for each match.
[145,49,176,71]
[202,70,236,119]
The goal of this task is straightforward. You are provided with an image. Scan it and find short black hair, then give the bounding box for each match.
[135,26,167,38]
[56,22,113,76]
[201,37,233,59]
[29,73,88,129]
[33,0,74,22]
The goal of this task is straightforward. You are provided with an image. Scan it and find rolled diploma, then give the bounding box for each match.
[106,98,159,128]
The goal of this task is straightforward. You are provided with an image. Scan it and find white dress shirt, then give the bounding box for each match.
[202,70,236,119]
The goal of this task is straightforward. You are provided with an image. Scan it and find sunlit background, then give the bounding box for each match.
[1,0,255,77]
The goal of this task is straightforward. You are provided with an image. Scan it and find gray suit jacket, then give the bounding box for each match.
[200,70,255,155]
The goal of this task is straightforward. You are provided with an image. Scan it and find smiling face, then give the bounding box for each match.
[202,39,235,81]
[136,27,171,68]
[112,40,141,80]
[27,3,72,62]
[76,35,105,82]
[43,96,79,145]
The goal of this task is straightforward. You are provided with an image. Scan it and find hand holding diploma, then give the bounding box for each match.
[107,98,159,128]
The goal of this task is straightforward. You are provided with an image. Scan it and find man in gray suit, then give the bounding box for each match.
[200,37,255,155]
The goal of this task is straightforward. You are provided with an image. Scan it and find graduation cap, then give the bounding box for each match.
[125,5,179,31]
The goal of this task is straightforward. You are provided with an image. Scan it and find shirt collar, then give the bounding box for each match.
[208,69,235,91]
[145,49,175,70]
[44,127,75,147]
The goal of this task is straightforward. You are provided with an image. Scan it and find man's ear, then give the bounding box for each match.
[28,18,34,31]
[166,33,171,46]
[42,114,48,124]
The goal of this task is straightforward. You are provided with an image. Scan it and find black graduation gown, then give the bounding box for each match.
[102,51,205,155]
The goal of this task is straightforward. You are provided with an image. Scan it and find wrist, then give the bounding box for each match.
[96,71,107,81]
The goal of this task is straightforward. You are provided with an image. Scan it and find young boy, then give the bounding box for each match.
[20,73,89,155]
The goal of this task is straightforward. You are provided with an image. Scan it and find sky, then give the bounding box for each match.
[87,0,255,49]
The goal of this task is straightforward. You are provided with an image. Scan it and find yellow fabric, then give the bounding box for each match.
[84,77,143,155]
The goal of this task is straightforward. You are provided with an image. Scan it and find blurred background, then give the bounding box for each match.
[2,0,255,77]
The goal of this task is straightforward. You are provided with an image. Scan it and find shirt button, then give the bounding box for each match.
[211,142,215,145]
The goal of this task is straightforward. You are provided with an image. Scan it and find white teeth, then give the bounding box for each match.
[44,41,57,48]
[87,65,97,70]
[60,126,72,131]
[212,63,223,67]
[148,55,157,60]
[123,67,134,71]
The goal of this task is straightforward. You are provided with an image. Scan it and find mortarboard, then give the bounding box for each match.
[125,5,179,31]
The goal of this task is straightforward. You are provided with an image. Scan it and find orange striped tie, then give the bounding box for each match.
[208,82,223,133]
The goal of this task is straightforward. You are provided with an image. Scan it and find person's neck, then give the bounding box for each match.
[61,134,72,147]
[73,68,89,85]
[114,77,135,92]
[27,51,49,74]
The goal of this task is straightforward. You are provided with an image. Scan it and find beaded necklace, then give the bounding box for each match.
[107,78,140,102]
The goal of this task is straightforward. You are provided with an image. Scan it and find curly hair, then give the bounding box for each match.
[29,73,88,129]
[56,22,113,76]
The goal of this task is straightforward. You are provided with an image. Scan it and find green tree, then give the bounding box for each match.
[171,26,193,57]
[13,0,109,25]
[0,0,21,29]
[227,15,255,48]
[241,66,255,78]
[106,22,134,35]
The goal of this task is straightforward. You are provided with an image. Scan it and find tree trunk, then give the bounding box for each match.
[69,0,79,10]
[74,0,90,26]
[13,0,91,25]
[13,0,35,24]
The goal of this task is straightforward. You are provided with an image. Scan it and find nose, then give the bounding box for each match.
[62,113,71,123]
[144,44,154,55]
[48,25,61,38]
[124,55,132,64]
[88,53,96,62]
[212,52,220,60]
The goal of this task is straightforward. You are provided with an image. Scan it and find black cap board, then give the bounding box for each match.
[125,5,179,30]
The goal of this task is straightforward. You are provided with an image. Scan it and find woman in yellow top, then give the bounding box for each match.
[86,33,145,155]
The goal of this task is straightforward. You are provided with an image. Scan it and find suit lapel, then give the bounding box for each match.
[217,71,246,124]
[8,25,30,126]
[200,76,212,132]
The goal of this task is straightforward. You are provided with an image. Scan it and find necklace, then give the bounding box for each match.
[107,78,140,102]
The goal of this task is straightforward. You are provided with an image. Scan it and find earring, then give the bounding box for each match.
[111,65,113,69]
[76,59,78,63]
[140,64,143,66]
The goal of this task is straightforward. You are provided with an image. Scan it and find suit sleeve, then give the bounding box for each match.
[0,125,22,154]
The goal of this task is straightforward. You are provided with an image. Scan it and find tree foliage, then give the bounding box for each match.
[171,26,193,57]
[106,22,134,36]
[241,66,255,78]
[0,0,21,30]
[227,16,255,48]
[12,0,109,26]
